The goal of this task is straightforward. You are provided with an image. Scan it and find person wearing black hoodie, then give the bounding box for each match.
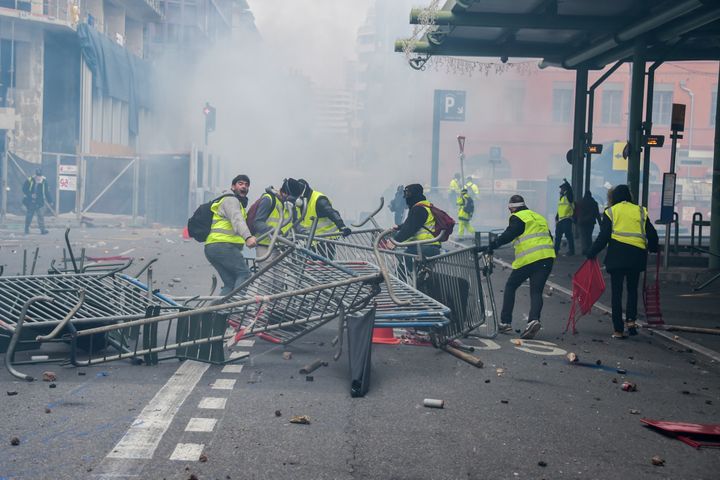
[391,184,442,271]
[554,180,575,255]
[587,184,659,339]
[576,190,602,255]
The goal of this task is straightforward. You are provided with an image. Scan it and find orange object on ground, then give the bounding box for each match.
[182,226,190,239]
[372,327,400,345]
[565,258,606,334]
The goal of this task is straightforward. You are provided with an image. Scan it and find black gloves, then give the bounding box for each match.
[341,227,352,237]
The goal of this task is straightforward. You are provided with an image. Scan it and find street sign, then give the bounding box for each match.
[58,164,78,174]
[612,142,628,171]
[58,174,77,191]
[457,135,465,153]
[660,172,676,223]
[437,90,466,121]
[490,146,502,160]
[671,103,686,132]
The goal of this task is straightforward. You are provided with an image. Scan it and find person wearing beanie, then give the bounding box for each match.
[22,168,51,234]
[587,184,658,339]
[281,177,351,259]
[204,174,256,296]
[488,195,556,339]
[391,183,442,267]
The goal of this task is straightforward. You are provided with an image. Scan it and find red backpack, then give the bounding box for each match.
[419,202,455,242]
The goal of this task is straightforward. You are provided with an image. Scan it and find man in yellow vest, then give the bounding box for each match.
[282,178,351,258]
[456,188,475,237]
[489,195,556,339]
[587,184,658,338]
[554,179,575,255]
[250,186,294,263]
[448,173,462,204]
[464,176,480,197]
[204,174,257,296]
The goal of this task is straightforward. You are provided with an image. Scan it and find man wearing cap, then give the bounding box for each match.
[281,178,351,258]
[488,195,555,339]
[22,168,51,235]
[204,174,257,296]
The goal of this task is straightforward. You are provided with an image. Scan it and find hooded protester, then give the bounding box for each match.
[576,190,602,255]
[587,184,659,339]
[22,168,51,235]
[389,185,406,225]
[392,183,442,262]
[554,179,575,255]
[282,177,351,259]
[489,195,556,339]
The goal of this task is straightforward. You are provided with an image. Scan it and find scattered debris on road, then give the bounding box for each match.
[423,398,444,409]
[275,410,282,417]
[290,415,310,425]
[300,359,323,374]
[621,382,637,392]
[42,371,57,382]
[282,351,293,360]
[566,352,578,363]
[199,453,208,463]
[10,436,20,446]
[651,455,665,466]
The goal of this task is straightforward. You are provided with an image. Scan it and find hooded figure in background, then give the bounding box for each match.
[576,190,602,255]
[22,168,51,235]
[554,179,575,255]
[389,185,407,225]
[282,177,351,259]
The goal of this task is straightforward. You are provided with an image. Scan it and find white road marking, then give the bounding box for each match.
[185,417,217,432]
[106,361,209,460]
[198,397,227,409]
[229,351,249,360]
[235,339,255,347]
[211,378,236,390]
[222,364,244,374]
[169,443,205,461]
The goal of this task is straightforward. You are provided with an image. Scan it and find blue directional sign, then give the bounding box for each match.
[436,90,466,121]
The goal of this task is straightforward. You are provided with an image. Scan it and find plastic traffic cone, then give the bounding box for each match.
[182,226,190,239]
[372,327,400,345]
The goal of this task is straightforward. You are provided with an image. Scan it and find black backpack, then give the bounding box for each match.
[187,194,235,242]
[464,196,475,215]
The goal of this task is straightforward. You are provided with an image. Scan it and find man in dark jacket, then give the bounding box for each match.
[22,168,51,235]
[576,190,601,255]
[392,184,441,258]
[489,195,555,339]
[587,184,659,338]
[554,179,575,255]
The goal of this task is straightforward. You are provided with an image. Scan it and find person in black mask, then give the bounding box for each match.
[392,184,442,261]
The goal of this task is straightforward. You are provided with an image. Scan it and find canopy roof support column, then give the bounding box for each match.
[572,68,588,199]
[710,62,720,270]
[627,43,646,200]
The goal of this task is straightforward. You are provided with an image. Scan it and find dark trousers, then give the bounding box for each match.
[500,258,554,325]
[554,219,575,254]
[204,243,250,296]
[609,269,641,333]
[578,222,595,255]
[403,244,441,278]
[24,205,46,232]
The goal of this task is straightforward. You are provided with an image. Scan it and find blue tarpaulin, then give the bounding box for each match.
[77,23,153,135]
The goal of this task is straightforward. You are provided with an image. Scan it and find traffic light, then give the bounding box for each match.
[203,102,216,133]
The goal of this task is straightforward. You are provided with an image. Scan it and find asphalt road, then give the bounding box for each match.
[1,226,718,480]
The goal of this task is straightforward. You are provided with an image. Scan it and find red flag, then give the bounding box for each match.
[565,259,605,333]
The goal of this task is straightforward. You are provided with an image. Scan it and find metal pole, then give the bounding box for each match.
[627,42,646,201]
[664,131,680,269]
[55,154,60,216]
[571,68,588,199]
[709,62,720,270]
[642,61,663,207]
[585,89,594,194]
[431,90,441,190]
[1,132,7,224]
[132,156,139,226]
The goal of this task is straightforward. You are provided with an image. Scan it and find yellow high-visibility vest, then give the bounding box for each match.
[205,196,246,246]
[511,209,556,269]
[408,201,440,246]
[605,201,648,250]
[456,194,472,220]
[301,190,338,236]
[557,195,574,221]
[257,193,293,246]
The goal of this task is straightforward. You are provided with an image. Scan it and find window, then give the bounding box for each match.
[600,84,623,125]
[552,83,573,123]
[91,91,130,146]
[652,85,673,126]
[711,87,717,127]
[504,84,525,123]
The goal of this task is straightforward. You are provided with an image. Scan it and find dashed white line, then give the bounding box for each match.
[169,443,205,461]
[198,397,227,409]
[106,361,209,460]
[221,364,244,374]
[229,350,249,360]
[185,417,217,432]
[235,339,255,347]
[211,378,236,390]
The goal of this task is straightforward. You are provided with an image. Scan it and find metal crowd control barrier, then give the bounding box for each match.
[66,240,383,366]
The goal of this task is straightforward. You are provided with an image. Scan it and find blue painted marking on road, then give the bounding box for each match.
[546,357,652,377]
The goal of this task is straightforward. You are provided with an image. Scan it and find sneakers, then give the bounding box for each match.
[611,331,626,340]
[40,229,49,235]
[626,321,638,336]
[520,320,541,339]
[498,323,513,334]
